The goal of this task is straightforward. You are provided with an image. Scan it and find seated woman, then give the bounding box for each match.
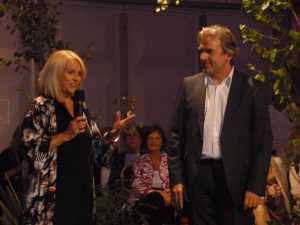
[109,122,145,188]
[129,124,172,225]
[253,155,292,225]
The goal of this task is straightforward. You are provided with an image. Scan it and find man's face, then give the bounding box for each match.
[198,37,232,78]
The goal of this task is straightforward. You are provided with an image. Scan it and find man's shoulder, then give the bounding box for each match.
[181,73,205,86]
[184,72,204,81]
[234,70,265,89]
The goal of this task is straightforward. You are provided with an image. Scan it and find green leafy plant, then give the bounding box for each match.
[0,0,69,72]
[95,184,147,225]
[0,0,71,102]
[240,0,299,100]
[292,197,300,224]
[240,0,300,222]
[240,0,300,161]
[0,0,95,101]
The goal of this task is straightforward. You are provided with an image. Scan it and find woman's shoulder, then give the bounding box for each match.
[134,154,151,165]
[27,94,56,116]
[32,93,55,105]
[137,153,150,161]
[29,94,56,112]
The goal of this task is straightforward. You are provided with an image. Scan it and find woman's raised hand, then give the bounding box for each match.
[110,111,135,141]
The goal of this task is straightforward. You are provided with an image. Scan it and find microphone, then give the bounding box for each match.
[73,89,85,117]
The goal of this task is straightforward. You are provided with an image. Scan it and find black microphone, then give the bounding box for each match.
[74,89,85,117]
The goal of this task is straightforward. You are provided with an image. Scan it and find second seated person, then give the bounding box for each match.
[109,122,145,188]
[20,50,134,225]
[128,124,173,225]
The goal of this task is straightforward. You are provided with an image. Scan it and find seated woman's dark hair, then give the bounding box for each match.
[122,122,145,142]
[143,124,167,152]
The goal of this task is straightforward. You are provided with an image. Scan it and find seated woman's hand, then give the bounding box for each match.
[162,191,171,206]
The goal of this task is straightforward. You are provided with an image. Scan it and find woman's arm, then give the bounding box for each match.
[22,97,56,157]
[91,111,135,166]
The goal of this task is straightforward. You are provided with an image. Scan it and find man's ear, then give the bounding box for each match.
[226,52,234,64]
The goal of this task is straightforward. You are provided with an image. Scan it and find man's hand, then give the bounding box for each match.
[171,184,184,210]
[243,191,262,210]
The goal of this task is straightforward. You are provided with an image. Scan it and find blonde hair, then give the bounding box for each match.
[37,50,86,99]
[198,25,239,65]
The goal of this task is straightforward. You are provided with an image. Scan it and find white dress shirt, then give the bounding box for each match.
[202,68,234,159]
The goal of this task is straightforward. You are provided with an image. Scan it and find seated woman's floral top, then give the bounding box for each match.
[126,152,170,208]
[21,94,114,225]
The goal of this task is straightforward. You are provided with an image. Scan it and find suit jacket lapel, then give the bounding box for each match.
[196,74,206,139]
[222,71,245,134]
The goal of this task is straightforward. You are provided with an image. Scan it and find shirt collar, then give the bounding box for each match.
[205,66,234,87]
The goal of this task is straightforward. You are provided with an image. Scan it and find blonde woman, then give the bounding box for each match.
[21,50,134,225]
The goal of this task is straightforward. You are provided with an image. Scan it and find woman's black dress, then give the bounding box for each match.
[53,101,93,225]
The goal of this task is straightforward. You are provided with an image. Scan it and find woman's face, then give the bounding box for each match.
[60,59,83,98]
[146,130,163,153]
[125,130,142,153]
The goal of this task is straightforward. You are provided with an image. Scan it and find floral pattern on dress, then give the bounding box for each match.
[126,152,170,208]
[21,94,113,225]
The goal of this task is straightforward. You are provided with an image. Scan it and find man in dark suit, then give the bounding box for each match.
[168,25,272,225]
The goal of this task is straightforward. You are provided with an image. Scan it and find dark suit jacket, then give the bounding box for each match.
[168,71,272,206]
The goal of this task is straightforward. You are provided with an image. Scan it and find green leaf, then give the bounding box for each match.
[273,79,280,91]
[252,44,262,54]
[291,102,297,110]
[239,24,246,31]
[243,0,256,11]
[269,49,277,63]
[255,13,263,21]
[269,68,286,77]
[272,38,280,45]
[289,44,295,51]
[254,73,265,82]
[262,50,269,59]
[261,1,270,11]
[288,30,300,40]
[249,28,258,39]
[247,63,256,71]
